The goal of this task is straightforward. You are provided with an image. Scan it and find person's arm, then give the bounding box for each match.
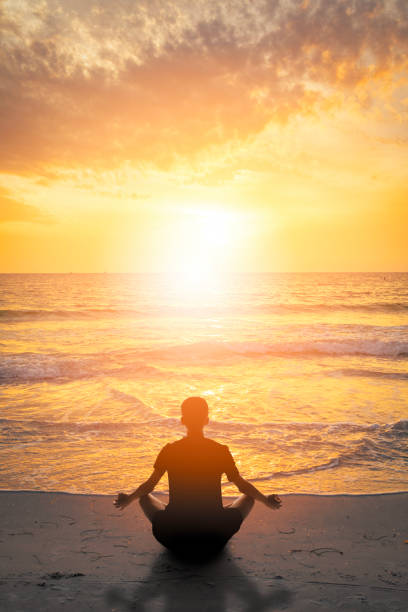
[113,467,165,510]
[229,473,282,509]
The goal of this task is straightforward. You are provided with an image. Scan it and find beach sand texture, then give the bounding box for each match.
[0,491,407,611]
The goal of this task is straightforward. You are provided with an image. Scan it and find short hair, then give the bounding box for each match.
[181,396,209,425]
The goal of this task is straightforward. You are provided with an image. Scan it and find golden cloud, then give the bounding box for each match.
[0,188,51,223]
[0,0,407,174]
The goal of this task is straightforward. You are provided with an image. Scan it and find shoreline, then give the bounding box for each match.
[0,490,407,611]
[1,488,407,498]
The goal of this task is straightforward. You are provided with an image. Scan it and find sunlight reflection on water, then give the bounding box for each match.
[0,273,407,495]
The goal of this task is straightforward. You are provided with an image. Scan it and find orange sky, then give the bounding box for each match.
[0,0,407,273]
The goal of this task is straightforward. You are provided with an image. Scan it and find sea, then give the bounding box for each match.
[0,272,407,497]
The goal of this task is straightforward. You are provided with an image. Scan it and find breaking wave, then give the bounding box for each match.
[2,337,408,384]
[0,416,406,485]
[1,300,408,322]
[0,308,143,322]
[0,352,166,384]
[326,368,408,380]
[146,338,408,360]
[258,302,408,314]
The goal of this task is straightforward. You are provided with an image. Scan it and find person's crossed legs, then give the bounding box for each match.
[139,493,254,553]
[139,493,166,523]
[228,494,254,520]
[139,493,254,524]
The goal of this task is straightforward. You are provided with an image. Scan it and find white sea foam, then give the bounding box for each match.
[1,272,407,494]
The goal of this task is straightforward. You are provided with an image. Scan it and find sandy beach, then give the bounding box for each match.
[0,491,406,611]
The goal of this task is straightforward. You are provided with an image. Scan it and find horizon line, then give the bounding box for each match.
[0,271,406,275]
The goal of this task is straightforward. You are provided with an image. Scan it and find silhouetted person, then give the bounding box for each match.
[114,397,281,555]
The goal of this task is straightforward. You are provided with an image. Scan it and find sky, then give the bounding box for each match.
[0,0,407,273]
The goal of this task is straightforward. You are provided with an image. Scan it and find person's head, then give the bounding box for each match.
[181,396,209,432]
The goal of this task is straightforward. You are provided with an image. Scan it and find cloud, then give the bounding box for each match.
[0,0,407,173]
[0,188,50,223]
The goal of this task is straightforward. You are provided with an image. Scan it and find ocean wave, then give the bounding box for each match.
[2,416,404,431]
[1,300,408,322]
[1,416,405,487]
[1,416,405,441]
[258,302,408,314]
[392,419,408,431]
[244,457,341,483]
[2,336,408,384]
[327,368,408,380]
[0,308,143,322]
[146,339,408,360]
[0,352,164,384]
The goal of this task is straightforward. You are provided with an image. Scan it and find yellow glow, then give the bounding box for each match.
[0,1,407,273]
[162,208,242,293]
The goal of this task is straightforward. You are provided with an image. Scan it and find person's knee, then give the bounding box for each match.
[138,494,150,509]
[245,496,255,515]
[239,494,254,509]
[234,494,254,520]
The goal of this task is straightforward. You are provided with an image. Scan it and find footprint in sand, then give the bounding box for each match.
[309,547,343,557]
[377,569,403,586]
[42,572,85,580]
[289,549,315,568]
[363,533,388,541]
[289,547,343,567]
[80,528,104,541]
[39,521,58,529]
[340,573,357,581]
[59,515,76,526]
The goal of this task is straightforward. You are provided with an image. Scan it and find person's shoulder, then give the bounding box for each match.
[167,437,188,449]
[157,438,183,453]
[204,438,230,452]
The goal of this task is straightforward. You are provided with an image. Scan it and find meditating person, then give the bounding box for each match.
[114,396,282,554]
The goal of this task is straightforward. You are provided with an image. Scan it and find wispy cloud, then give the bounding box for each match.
[0,0,407,174]
[0,187,51,223]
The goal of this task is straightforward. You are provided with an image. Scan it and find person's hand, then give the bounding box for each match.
[114,492,131,510]
[266,494,282,510]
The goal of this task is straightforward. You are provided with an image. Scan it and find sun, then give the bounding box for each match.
[194,209,232,247]
[163,207,241,293]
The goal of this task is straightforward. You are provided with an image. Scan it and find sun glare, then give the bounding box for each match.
[164,207,241,294]
[194,209,232,247]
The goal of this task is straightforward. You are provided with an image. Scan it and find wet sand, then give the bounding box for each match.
[0,491,407,611]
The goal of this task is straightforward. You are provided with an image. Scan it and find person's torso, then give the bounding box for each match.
[165,437,227,513]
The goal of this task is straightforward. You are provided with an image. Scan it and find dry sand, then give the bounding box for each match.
[0,491,407,611]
